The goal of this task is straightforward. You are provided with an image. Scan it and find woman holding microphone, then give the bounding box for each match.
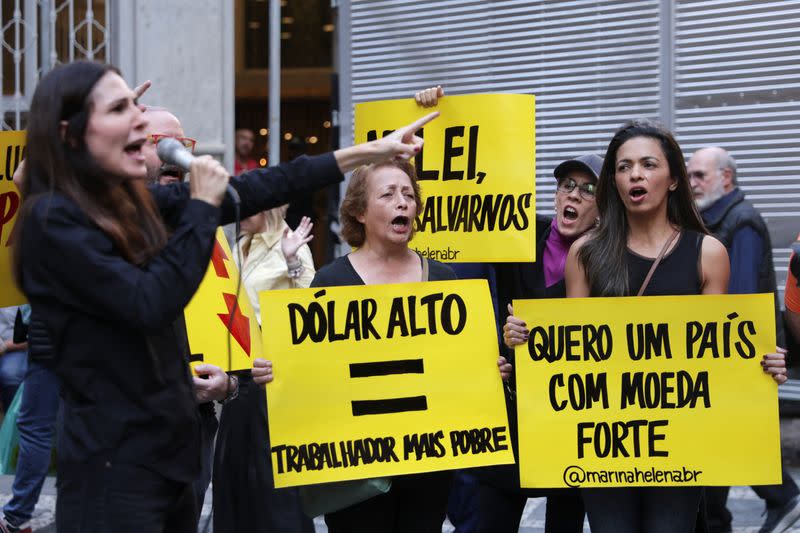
[12,60,436,533]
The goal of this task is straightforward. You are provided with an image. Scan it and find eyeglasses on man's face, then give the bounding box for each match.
[147,134,197,153]
[557,177,596,200]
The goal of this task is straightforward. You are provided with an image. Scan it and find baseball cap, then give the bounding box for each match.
[553,154,603,182]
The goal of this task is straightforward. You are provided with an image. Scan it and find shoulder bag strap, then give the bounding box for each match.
[421,257,430,282]
[637,229,680,297]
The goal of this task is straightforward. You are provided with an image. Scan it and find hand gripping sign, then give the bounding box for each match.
[0,131,26,307]
[514,294,781,488]
[260,279,513,487]
[184,228,262,371]
[354,94,536,263]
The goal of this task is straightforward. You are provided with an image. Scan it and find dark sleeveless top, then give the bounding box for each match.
[626,230,705,296]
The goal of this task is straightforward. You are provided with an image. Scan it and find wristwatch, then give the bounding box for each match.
[220,374,240,404]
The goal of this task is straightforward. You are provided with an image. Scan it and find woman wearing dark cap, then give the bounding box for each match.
[415,86,599,532]
[483,153,601,533]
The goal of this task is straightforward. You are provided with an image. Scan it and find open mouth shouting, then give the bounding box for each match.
[391,215,410,233]
[563,205,579,221]
[629,186,648,204]
[124,138,146,161]
[158,164,183,184]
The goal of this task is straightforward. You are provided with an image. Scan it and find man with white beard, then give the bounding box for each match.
[688,146,798,533]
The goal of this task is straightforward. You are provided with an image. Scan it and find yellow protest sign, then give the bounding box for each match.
[515,294,780,488]
[261,279,513,487]
[184,228,262,372]
[354,94,536,263]
[0,131,26,307]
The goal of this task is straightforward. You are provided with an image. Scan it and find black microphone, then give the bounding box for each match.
[156,137,240,204]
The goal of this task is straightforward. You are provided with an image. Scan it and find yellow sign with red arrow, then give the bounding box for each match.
[0,130,26,307]
[184,228,261,372]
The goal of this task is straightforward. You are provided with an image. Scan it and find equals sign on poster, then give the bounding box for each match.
[349,358,427,416]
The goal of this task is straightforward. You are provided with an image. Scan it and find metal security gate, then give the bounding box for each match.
[1,0,110,130]
[339,0,800,296]
[673,0,800,300]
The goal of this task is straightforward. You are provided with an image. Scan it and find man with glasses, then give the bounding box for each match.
[140,106,233,522]
[688,146,799,533]
[142,107,197,185]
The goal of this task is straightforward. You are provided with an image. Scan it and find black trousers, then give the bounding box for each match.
[475,479,584,533]
[56,460,197,533]
[583,486,702,533]
[324,471,452,533]
[212,377,314,533]
[191,403,218,518]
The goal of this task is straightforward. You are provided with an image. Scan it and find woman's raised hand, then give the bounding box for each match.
[374,111,440,162]
[415,85,444,108]
[503,303,529,349]
[189,155,230,207]
[133,80,151,100]
[282,216,314,263]
[762,346,788,385]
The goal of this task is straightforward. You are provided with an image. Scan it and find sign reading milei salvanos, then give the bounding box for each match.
[354,93,536,263]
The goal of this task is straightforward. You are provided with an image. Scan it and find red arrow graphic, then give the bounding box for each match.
[210,240,229,278]
[217,293,251,356]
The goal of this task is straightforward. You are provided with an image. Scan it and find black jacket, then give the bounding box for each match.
[19,154,342,482]
[494,215,563,358]
[702,188,785,346]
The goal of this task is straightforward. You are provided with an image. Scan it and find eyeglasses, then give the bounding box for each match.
[147,134,197,153]
[557,177,596,200]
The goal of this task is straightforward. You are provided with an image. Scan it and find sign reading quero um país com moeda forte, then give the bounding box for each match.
[515,293,781,489]
[354,93,536,263]
[260,279,514,488]
[184,228,263,372]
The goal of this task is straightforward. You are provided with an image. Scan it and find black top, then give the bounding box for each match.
[20,153,342,482]
[626,230,705,297]
[493,216,558,362]
[493,216,564,302]
[312,254,456,288]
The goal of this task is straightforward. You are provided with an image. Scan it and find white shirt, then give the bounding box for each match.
[234,221,315,325]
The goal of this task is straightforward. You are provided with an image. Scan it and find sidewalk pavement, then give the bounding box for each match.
[6,417,800,532]
[2,475,798,532]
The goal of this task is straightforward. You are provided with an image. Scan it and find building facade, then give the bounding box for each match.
[337,0,800,297]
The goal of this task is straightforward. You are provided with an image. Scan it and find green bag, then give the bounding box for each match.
[0,384,24,475]
[299,477,392,518]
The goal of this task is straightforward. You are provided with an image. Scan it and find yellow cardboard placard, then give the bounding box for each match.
[515,294,780,488]
[354,94,536,263]
[184,228,262,372]
[0,131,26,307]
[261,279,514,487]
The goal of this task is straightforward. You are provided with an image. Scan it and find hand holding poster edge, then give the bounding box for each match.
[372,110,440,163]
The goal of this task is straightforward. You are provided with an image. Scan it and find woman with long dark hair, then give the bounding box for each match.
[12,60,436,532]
[560,119,787,532]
